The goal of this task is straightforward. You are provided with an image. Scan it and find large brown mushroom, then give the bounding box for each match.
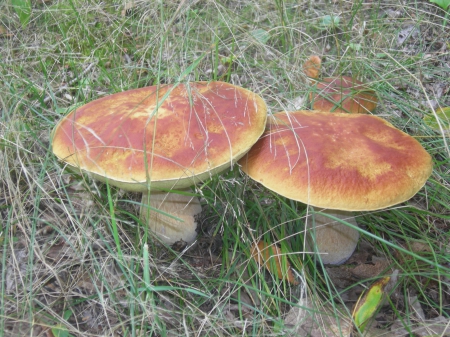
[52,81,267,244]
[239,110,432,264]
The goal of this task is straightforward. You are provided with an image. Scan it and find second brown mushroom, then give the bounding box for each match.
[239,110,432,264]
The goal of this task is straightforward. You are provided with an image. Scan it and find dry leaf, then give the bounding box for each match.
[351,256,391,279]
[390,315,450,336]
[251,240,298,285]
[284,300,353,337]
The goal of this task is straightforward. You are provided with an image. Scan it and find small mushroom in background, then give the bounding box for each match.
[302,55,322,83]
[239,110,433,264]
[52,81,267,245]
[303,55,378,114]
[312,76,378,114]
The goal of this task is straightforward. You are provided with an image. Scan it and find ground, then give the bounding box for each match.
[0,0,449,336]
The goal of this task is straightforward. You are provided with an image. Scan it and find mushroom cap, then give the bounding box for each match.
[52,81,267,191]
[303,55,322,81]
[239,111,433,211]
[311,76,377,114]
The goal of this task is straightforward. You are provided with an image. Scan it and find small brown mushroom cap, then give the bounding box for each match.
[311,76,377,114]
[239,111,432,211]
[303,55,322,81]
[52,81,267,191]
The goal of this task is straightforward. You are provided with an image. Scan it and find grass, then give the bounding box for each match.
[1,0,449,336]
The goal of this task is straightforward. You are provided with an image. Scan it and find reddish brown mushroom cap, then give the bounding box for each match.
[52,81,267,191]
[311,76,377,114]
[239,111,432,211]
[303,55,322,81]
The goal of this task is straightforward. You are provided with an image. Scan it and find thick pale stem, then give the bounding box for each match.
[307,209,359,265]
[140,190,202,245]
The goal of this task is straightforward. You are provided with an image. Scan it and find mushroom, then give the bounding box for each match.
[307,209,360,265]
[239,110,432,264]
[141,191,202,245]
[302,55,377,114]
[311,76,378,114]
[302,55,322,82]
[52,81,267,245]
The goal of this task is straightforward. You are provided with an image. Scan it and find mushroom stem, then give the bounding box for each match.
[140,190,202,245]
[307,209,359,265]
